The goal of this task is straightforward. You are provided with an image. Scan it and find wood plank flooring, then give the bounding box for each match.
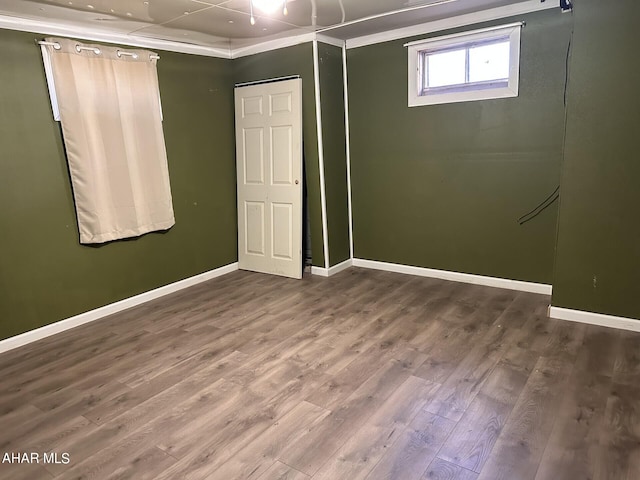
[0,268,638,480]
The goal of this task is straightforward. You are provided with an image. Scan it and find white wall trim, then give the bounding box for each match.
[0,14,232,58]
[0,262,239,355]
[312,39,331,269]
[346,0,557,49]
[311,266,327,276]
[342,44,355,260]
[352,258,552,295]
[311,259,353,277]
[549,306,640,333]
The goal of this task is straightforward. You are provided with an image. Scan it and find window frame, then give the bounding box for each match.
[407,23,522,107]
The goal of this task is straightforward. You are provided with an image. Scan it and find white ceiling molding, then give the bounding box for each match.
[0,11,331,60]
[230,31,316,58]
[0,14,232,58]
[317,0,460,34]
[345,0,557,49]
[315,34,345,48]
[230,32,343,58]
[0,0,557,60]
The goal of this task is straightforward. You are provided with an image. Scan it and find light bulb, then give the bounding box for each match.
[250,15,256,25]
[252,0,285,14]
[283,0,288,15]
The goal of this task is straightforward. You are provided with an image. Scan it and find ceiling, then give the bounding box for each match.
[0,0,544,53]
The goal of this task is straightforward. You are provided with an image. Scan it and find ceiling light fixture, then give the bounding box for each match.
[249,0,288,24]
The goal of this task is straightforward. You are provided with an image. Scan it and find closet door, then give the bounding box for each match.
[234,78,303,279]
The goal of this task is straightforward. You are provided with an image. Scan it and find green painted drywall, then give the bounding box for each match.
[347,10,571,284]
[318,42,350,267]
[0,29,237,340]
[232,44,325,268]
[552,1,640,318]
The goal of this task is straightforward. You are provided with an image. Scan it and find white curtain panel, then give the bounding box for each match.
[45,37,175,244]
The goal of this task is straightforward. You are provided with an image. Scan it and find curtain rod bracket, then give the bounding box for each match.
[37,40,61,50]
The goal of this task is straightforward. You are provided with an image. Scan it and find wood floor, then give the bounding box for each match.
[0,268,638,480]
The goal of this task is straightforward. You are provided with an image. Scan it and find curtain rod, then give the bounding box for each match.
[403,21,524,47]
[235,75,300,88]
[37,40,160,60]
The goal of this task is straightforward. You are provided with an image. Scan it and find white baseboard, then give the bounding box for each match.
[549,306,640,332]
[311,259,353,277]
[352,258,552,295]
[0,262,239,355]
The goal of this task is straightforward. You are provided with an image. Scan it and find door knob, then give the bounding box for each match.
[295,180,299,185]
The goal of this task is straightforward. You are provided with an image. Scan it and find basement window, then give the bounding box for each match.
[406,23,522,107]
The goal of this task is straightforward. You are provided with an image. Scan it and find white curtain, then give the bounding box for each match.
[45,37,175,244]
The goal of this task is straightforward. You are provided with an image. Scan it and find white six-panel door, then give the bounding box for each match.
[234,78,303,279]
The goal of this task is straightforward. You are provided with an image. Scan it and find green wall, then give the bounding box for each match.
[5,1,636,342]
[0,29,237,340]
[317,42,351,266]
[552,0,640,319]
[232,43,325,268]
[347,10,572,284]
